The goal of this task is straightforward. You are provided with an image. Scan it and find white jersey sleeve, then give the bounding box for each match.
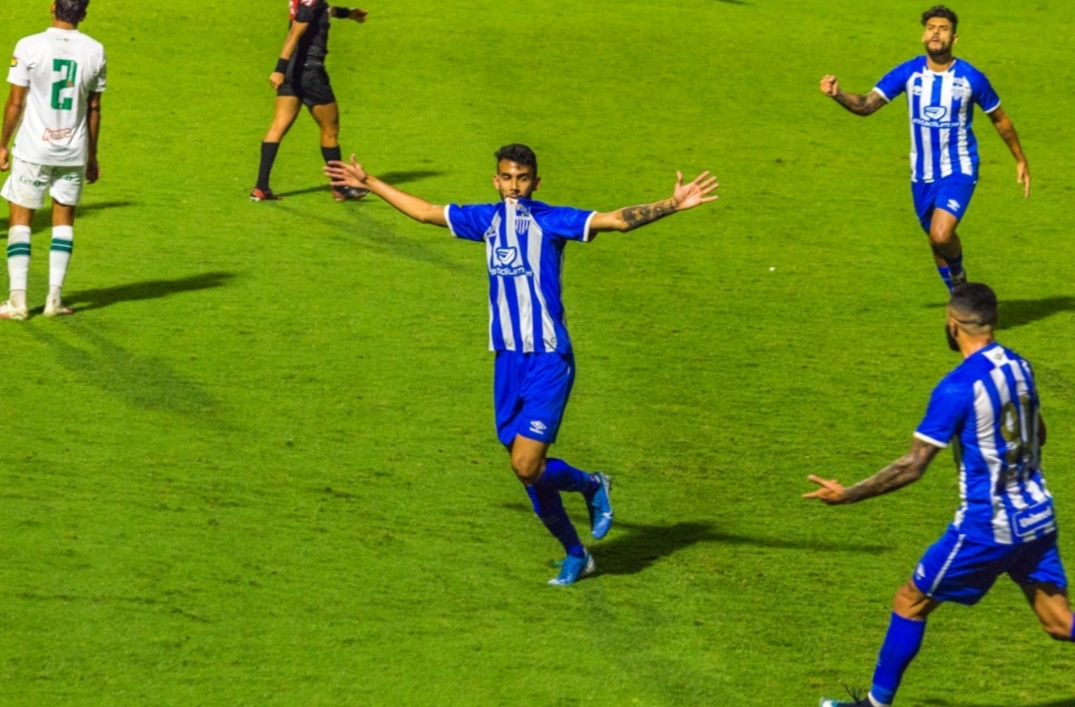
[9,29,107,167]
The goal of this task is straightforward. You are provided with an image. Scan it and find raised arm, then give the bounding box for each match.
[803,437,942,505]
[331,6,368,22]
[588,170,718,233]
[270,21,310,89]
[820,75,887,117]
[324,155,448,227]
[0,84,28,172]
[988,106,1030,198]
[85,91,101,183]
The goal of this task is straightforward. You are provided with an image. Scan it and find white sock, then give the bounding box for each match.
[49,225,74,292]
[7,225,31,306]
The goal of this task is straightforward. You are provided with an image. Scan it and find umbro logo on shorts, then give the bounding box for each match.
[947,199,962,212]
[915,563,926,579]
[529,420,547,435]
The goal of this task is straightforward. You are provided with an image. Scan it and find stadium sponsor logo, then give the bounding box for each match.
[42,127,74,142]
[922,105,949,120]
[911,118,959,129]
[490,247,531,277]
[947,199,961,212]
[1014,503,1054,534]
[529,420,547,435]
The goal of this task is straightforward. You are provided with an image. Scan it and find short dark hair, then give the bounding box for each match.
[922,5,958,33]
[494,144,538,177]
[949,282,997,327]
[55,0,90,24]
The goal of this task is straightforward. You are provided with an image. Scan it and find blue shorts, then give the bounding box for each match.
[911,176,977,233]
[493,350,576,447]
[912,527,1068,605]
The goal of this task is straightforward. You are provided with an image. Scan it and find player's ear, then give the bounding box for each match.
[532,176,541,193]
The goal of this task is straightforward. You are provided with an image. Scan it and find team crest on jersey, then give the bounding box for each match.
[10,56,17,67]
[922,105,949,120]
[515,215,531,236]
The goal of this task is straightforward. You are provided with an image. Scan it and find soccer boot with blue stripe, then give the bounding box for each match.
[584,472,613,539]
[548,552,595,586]
[819,689,881,707]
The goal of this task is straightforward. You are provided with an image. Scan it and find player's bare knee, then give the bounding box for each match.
[510,456,543,485]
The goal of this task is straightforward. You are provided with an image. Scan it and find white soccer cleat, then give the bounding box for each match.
[43,301,74,317]
[0,300,29,321]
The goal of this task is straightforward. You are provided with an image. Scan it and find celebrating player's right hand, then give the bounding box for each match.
[672,170,719,211]
[86,157,100,184]
[324,154,370,189]
[820,75,839,97]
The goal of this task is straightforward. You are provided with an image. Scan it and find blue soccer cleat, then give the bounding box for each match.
[548,552,595,586]
[585,473,613,539]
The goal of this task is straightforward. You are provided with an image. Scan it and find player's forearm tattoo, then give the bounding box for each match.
[833,91,883,117]
[622,197,678,231]
[842,439,938,503]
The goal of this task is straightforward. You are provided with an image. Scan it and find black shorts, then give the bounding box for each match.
[277,62,337,107]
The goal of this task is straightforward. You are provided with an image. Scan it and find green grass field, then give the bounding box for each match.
[2,1,1074,705]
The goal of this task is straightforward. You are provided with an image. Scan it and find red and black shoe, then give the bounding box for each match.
[250,187,282,202]
[332,185,370,202]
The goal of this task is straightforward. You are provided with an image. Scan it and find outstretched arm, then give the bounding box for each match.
[324,155,448,226]
[588,170,718,233]
[820,75,887,117]
[0,84,28,172]
[331,6,368,21]
[988,106,1030,198]
[803,437,942,505]
[86,91,101,183]
[270,21,310,89]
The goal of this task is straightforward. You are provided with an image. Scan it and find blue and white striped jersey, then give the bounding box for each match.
[445,198,596,354]
[916,343,1056,545]
[874,57,1001,183]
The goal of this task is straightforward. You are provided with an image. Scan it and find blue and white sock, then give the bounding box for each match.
[936,265,953,292]
[526,485,585,559]
[538,458,598,495]
[869,613,926,706]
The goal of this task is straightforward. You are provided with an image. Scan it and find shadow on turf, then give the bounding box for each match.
[925,296,1075,329]
[502,505,893,575]
[0,200,136,231]
[63,271,236,312]
[274,170,444,198]
[925,700,1075,707]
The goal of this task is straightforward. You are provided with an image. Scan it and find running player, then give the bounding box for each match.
[805,283,1073,707]
[0,0,105,320]
[820,6,1030,292]
[251,0,369,202]
[325,145,719,585]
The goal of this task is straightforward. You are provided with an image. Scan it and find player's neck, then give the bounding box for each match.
[959,335,995,359]
[926,53,955,72]
[51,20,79,31]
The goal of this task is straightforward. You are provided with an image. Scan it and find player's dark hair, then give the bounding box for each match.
[54,0,90,24]
[495,144,538,177]
[922,5,958,33]
[949,282,997,327]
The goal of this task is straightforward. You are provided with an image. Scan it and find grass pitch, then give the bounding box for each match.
[2,1,1074,705]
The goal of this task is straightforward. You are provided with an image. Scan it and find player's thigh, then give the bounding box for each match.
[517,352,576,444]
[929,178,977,240]
[1021,582,1072,640]
[912,529,1008,606]
[2,158,50,213]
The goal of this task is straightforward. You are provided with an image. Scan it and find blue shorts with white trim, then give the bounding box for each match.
[912,526,1068,605]
[911,175,977,233]
[493,350,575,447]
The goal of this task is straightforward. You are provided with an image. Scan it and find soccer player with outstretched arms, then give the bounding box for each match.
[820,5,1029,293]
[805,283,1073,707]
[251,0,368,202]
[0,0,105,320]
[325,145,719,585]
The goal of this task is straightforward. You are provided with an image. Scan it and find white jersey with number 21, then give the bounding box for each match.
[7,27,106,167]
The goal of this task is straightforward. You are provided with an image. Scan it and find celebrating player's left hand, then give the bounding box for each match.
[803,474,848,505]
[1017,159,1030,199]
[86,157,100,184]
[324,154,370,188]
[672,170,719,211]
[0,146,10,172]
[349,8,368,22]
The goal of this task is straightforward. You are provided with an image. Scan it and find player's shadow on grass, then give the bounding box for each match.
[274,171,444,199]
[928,699,1075,707]
[63,271,235,313]
[925,296,1075,329]
[0,200,136,231]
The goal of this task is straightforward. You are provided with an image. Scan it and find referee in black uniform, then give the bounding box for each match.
[252,0,368,202]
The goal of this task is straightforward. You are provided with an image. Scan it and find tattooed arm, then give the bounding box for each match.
[803,437,943,505]
[588,170,719,234]
[820,75,887,117]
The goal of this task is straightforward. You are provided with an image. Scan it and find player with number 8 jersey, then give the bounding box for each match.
[1,0,106,320]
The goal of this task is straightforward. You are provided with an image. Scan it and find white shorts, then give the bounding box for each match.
[1,157,85,209]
